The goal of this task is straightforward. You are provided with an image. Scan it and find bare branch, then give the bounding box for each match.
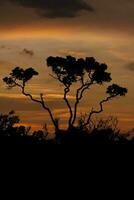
[40,93,58,130]
[13,80,57,130]
[72,80,94,126]
[49,73,58,80]
[84,95,117,127]
[64,86,73,129]
[50,71,73,129]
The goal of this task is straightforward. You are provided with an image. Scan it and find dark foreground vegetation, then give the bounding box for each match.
[0,111,133,145]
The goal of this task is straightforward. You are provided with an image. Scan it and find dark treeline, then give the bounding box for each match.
[0,111,134,145]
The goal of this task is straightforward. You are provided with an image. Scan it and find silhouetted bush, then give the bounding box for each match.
[55,126,128,145]
[0,112,130,145]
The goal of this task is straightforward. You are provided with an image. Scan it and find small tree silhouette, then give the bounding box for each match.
[3,56,128,131]
[0,110,31,137]
[3,67,58,131]
[0,110,20,131]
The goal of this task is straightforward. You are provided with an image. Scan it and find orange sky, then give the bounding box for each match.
[0,0,134,131]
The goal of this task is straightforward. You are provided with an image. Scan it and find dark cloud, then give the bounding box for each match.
[0,45,6,49]
[0,0,134,37]
[126,63,134,72]
[20,48,34,56]
[0,45,12,50]
[10,0,94,18]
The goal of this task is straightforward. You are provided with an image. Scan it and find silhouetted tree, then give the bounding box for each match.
[0,110,19,132]
[3,67,58,132]
[47,56,127,129]
[0,110,32,137]
[3,56,127,131]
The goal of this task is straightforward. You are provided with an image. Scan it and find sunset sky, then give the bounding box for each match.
[0,0,134,131]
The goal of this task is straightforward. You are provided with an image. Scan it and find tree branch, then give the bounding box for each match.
[40,94,58,131]
[64,86,73,129]
[14,81,57,130]
[83,95,117,127]
[72,81,94,126]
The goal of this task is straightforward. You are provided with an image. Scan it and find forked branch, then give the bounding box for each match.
[15,81,57,130]
[72,80,94,126]
[83,95,117,127]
